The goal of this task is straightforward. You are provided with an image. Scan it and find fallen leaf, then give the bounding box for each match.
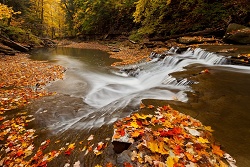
[197,137,209,144]
[87,134,94,141]
[123,162,133,167]
[140,102,146,109]
[166,156,179,167]
[106,162,113,167]
[147,105,155,109]
[73,160,81,167]
[212,144,224,157]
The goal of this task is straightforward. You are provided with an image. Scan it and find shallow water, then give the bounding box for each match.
[27,46,250,166]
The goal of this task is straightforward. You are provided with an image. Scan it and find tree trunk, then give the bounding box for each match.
[0,35,29,52]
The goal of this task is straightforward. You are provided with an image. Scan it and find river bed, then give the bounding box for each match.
[26,46,250,166]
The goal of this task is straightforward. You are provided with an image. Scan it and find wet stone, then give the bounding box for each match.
[112,141,131,154]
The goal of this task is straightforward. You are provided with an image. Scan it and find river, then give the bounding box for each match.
[27,46,250,166]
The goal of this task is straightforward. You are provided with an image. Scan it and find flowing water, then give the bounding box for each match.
[28,46,250,166]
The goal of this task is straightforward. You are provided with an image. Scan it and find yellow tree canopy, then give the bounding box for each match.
[0,3,20,20]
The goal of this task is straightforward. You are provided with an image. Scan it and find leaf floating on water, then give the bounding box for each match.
[94,165,102,167]
[64,163,70,167]
[87,134,94,141]
[147,104,155,109]
[73,160,81,167]
[123,162,133,167]
[140,102,146,109]
[105,162,114,167]
[201,69,210,74]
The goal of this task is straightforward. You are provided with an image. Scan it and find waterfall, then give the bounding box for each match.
[84,47,228,109]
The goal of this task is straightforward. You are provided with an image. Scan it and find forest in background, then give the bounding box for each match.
[0,0,249,43]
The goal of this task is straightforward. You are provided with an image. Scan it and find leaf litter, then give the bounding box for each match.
[112,104,237,167]
[0,53,65,112]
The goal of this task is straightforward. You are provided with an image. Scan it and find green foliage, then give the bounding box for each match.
[133,0,171,35]
[1,24,42,45]
[129,30,144,42]
[72,0,137,35]
[132,0,250,37]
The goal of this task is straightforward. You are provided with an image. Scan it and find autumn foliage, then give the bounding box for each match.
[0,54,65,112]
[112,104,236,167]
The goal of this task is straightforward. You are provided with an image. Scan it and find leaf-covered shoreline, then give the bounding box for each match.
[112,104,237,167]
[0,53,65,112]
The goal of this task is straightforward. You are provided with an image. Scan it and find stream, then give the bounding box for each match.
[27,46,250,166]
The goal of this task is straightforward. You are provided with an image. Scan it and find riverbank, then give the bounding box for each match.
[0,53,65,112]
[58,39,250,67]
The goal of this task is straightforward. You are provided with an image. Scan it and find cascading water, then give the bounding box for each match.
[84,47,227,108]
[32,47,250,133]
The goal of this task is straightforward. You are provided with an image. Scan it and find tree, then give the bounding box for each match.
[61,0,75,37]
[0,3,21,25]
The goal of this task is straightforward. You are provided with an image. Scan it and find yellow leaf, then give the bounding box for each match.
[158,142,169,155]
[162,120,173,128]
[204,126,214,132]
[219,160,228,167]
[147,141,159,153]
[68,143,75,149]
[197,137,210,144]
[130,130,141,138]
[166,156,175,167]
[147,141,168,155]
[130,121,139,128]
[134,113,152,119]
[95,165,102,167]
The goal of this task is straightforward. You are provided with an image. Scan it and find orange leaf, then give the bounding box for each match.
[64,149,72,155]
[97,142,104,151]
[106,162,113,167]
[184,152,197,162]
[16,150,24,157]
[147,105,155,109]
[162,105,170,111]
[130,130,141,138]
[123,162,133,167]
[140,102,146,109]
[212,144,224,157]
[113,133,121,139]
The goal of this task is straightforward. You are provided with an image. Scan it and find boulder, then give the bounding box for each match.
[223,23,250,44]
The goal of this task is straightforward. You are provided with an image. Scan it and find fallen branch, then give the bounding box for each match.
[0,34,29,52]
[150,28,225,41]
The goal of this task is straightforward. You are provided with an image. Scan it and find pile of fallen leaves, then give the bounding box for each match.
[0,54,65,112]
[0,110,111,167]
[112,104,237,167]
